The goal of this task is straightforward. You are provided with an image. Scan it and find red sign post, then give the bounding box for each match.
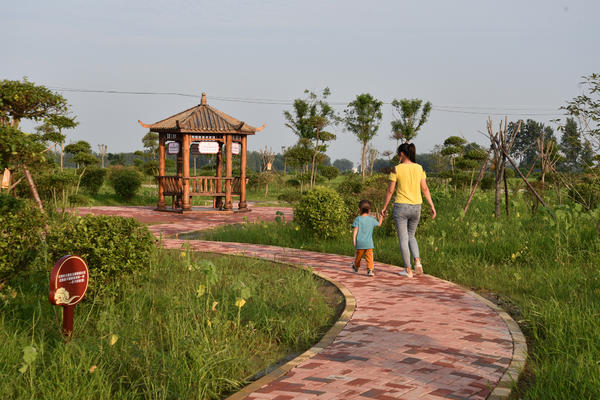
[49,255,89,339]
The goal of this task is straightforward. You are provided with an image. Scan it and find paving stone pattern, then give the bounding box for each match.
[77,206,515,400]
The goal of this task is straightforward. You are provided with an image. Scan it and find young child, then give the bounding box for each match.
[351,200,384,277]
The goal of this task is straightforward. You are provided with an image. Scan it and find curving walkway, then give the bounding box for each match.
[76,206,525,400]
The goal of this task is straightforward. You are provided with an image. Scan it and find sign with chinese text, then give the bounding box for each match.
[191,142,220,154]
[232,142,241,155]
[167,142,180,155]
[49,255,89,306]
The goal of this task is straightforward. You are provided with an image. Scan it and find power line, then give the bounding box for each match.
[48,86,564,116]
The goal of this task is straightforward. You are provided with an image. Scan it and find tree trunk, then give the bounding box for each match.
[22,164,44,213]
[503,157,509,216]
[361,142,367,182]
[463,148,491,214]
[494,159,503,218]
[60,142,64,170]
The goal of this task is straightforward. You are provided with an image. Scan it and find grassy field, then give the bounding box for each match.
[0,250,341,399]
[188,189,600,400]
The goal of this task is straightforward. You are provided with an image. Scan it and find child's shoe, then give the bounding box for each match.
[350,263,359,273]
[367,269,375,277]
[398,268,413,278]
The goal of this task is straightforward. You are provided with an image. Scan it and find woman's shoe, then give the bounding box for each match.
[415,264,424,275]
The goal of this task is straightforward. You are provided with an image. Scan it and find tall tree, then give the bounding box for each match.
[559,118,582,171]
[441,136,466,173]
[344,93,383,181]
[333,158,353,172]
[390,98,432,145]
[142,131,159,160]
[284,88,336,188]
[512,119,555,168]
[36,114,78,170]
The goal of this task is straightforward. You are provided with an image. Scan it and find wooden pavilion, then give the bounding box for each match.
[138,93,265,212]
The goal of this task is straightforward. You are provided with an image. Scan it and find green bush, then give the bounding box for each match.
[0,195,44,283]
[278,189,302,204]
[68,193,89,206]
[318,165,339,181]
[80,166,107,195]
[336,173,363,196]
[108,167,143,200]
[569,181,600,210]
[46,214,155,293]
[294,187,347,239]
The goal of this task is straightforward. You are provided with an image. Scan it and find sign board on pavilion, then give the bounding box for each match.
[191,142,220,155]
[167,142,180,155]
[232,142,241,155]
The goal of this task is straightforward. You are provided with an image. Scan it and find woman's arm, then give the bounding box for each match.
[420,179,436,219]
[381,180,396,216]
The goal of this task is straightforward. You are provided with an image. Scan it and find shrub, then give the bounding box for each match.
[278,189,302,204]
[569,181,600,210]
[319,165,340,181]
[336,173,363,196]
[46,214,155,293]
[108,167,143,200]
[294,187,347,239]
[0,195,44,283]
[68,193,89,206]
[285,178,300,188]
[80,167,107,195]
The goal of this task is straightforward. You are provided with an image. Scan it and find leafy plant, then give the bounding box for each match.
[108,167,143,200]
[294,187,347,239]
[46,214,155,293]
[0,195,44,285]
[80,166,107,195]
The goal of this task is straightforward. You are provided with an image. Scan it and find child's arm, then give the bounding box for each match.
[377,212,384,226]
[352,227,358,248]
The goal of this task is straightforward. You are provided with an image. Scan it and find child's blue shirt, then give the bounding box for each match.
[352,215,379,249]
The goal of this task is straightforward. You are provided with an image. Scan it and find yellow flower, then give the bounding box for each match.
[235,298,246,308]
[180,252,186,258]
[109,334,119,346]
[196,284,206,297]
[89,365,97,373]
[211,301,219,311]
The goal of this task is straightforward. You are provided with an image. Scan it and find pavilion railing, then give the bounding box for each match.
[156,176,242,196]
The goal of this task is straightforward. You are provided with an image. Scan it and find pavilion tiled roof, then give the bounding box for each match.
[138,93,265,134]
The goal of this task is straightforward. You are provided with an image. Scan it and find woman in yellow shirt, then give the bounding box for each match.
[381,143,436,278]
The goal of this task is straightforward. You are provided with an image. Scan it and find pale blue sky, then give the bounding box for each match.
[2,0,599,164]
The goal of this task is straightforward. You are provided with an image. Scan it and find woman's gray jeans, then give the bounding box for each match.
[393,203,421,268]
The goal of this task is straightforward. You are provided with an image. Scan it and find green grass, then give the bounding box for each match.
[188,190,600,400]
[0,250,340,399]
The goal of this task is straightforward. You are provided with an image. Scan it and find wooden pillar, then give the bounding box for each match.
[157,133,166,210]
[176,136,183,209]
[215,142,223,209]
[224,133,233,210]
[239,135,248,210]
[182,133,191,210]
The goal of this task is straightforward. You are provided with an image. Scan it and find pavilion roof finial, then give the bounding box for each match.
[201,92,207,105]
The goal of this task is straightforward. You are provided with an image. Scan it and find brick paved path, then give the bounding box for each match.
[77,206,517,400]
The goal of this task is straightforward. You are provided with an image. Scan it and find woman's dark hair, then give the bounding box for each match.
[359,199,371,214]
[397,143,416,163]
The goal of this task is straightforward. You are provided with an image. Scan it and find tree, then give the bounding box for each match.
[0,78,67,128]
[142,131,159,160]
[344,93,383,181]
[562,73,600,150]
[0,79,70,212]
[36,115,78,170]
[512,119,556,168]
[390,98,432,145]
[558,118,582,171]
[98,144,108,168]
[318,165,339,181]
[333,158,353,172]
[284,88,336,188]
[441,136,466,173]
